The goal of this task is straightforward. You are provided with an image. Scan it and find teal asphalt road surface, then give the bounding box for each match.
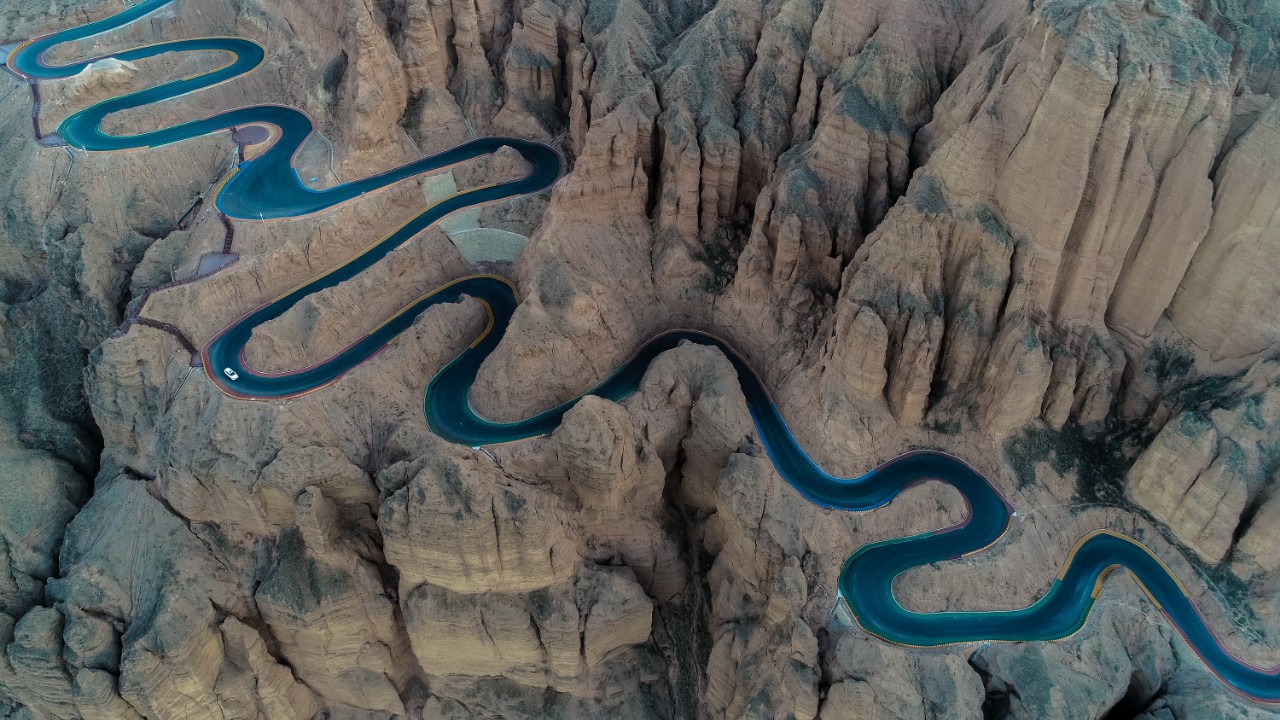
[10,0,1280,702]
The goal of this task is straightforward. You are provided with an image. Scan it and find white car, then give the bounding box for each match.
[223,367,240,381]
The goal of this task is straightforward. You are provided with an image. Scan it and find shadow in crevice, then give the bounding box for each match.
[968,648,1017,720]
[652,450,716,720]
[1099,669,1166,720]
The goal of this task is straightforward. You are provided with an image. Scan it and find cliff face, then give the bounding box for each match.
[2,0,1280,718]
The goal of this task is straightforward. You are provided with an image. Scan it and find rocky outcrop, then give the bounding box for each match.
[1129,360,1280,564]
[255,527,415,715]
[705,553,822,719]
[819,632,985,720]
[380,454,579,594]
[1168,98,1280,363]
[1141,657,1280,720]
[969,599,1177,720]
[0,447,84,617]
[1237,488,1280,577]
[812,0,1242,439]
[403,563,652,682]
[0,475,317,720]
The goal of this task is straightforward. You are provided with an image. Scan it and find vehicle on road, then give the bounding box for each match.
[223,367,240,381]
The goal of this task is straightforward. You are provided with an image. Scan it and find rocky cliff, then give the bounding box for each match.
[2,0,1279,718]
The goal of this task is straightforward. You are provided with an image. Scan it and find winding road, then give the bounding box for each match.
[9,0,1280,703]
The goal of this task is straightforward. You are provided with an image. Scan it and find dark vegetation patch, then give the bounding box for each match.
[693,218,750,295]
[970,204,1014,246]
[1002,392,1265,632]
[0,275,46,304]
[1002,420,1140,505]
[1194,558,1259,628]
[400,90,426,136]
[1212,0,1280,92]
[1145,340,1194,385]
[536,256,574,310]
[925,415,963,436]
[912,175,952,215]
[838,81,906,135]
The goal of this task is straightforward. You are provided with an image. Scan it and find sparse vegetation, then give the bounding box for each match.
[1172,372,1245,416]
[399,90,427,139]
[838,81,906,135]
[970,204,1015,246]
[1213,0,1280,91]
[925,415,963,435]
[1003,420,1139,504]
[1145,340,1194,383]
[536,255,575,310]
[1193,554,1261,630]
[693,219,749,295]
[912,175,952,215]
[1004,413,1267,635]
